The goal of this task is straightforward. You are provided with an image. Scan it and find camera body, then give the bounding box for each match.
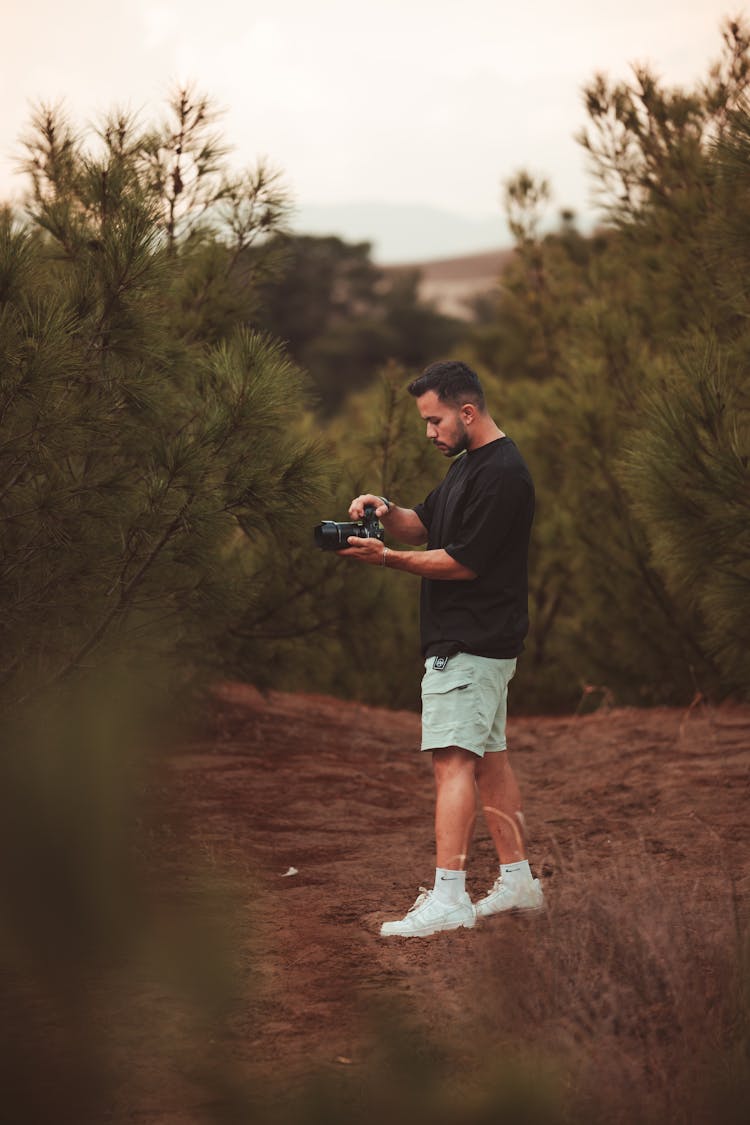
[313,504,384,551]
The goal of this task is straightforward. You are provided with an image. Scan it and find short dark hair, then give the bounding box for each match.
[407,360,486,411]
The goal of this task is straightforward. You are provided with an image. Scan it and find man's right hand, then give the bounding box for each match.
[348,494,428,546]
[349,494,390,520]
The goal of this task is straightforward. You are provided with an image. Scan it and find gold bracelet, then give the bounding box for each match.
[381,546,389,567]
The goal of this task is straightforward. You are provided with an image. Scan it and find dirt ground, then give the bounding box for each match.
[131,684,750,1123]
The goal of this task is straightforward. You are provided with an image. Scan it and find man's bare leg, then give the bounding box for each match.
[378,746,478,936]
[432,746,478,869]
[475,750,525,863]
[474,750,544,915]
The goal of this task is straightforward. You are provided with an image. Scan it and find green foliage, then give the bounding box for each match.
[461,16,750,708]
[0,91,327,703]
[471,196,602,387]
[623,344,750,694]
[228,362,442,709]
[6,21,750,716]
[578,18,750,224]
[0,86,465,714]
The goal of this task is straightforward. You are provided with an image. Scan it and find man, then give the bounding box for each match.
[338,360,543,937]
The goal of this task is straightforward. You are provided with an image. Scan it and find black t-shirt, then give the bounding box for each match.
[413,437,534,659]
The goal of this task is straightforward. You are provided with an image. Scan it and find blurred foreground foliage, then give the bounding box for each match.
[0,673,254,1123]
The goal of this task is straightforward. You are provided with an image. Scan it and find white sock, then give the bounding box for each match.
[434,867,466,903]
[500,859,532,883]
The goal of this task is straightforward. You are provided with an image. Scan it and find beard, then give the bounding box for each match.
[435,420,469,457]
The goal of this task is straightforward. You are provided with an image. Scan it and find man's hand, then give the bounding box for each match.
[336,536,386,565]
[349,494,389,520]
[346,492,428,547]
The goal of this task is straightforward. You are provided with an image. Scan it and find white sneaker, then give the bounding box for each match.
[380,887,477,937]
[475,876,544,917]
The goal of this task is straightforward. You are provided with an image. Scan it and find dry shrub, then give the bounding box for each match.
[452,847,748,1124]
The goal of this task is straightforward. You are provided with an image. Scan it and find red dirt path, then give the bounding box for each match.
[135,685,750,1122]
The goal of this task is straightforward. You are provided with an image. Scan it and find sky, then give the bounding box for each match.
[2,0,733,259]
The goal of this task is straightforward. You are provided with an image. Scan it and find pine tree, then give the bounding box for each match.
[465,17,750,706]
[621,90,750,698]
[228,362,441,708]
[0,91,326,704]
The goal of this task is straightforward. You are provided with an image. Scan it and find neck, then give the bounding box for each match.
[467,417,505,452]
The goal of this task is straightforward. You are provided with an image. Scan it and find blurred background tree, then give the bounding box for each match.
[250,232,464,414]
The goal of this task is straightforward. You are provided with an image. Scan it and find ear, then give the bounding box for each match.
[461,403,477,424]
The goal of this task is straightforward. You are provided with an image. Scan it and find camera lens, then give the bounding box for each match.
[313,509,383,551]
[313,521,343,549]
[313,520,362,549]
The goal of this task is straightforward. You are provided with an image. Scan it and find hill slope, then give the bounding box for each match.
[383,246,513,319]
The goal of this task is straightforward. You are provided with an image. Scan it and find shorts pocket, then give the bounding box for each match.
[421,664,478,732]
[422,663,474,697]
[425,666,472,693]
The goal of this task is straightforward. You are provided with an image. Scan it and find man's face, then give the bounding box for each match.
[416,390,469,457]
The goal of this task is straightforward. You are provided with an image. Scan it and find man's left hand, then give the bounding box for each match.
[336,537,387,566]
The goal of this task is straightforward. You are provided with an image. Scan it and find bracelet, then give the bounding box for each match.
[381,546,389,567]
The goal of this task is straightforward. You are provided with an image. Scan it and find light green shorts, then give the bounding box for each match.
[420,652,517,757]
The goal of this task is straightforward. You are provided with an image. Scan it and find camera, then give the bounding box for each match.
[313,504,384,551]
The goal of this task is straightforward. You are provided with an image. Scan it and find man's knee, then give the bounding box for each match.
[432,746,478,783]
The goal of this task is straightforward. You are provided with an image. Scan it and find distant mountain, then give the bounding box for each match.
[291,202,507,265]
[383,248,514,320]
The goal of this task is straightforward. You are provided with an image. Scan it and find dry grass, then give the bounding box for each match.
[466,853,747,1123]
[251,859,749,1125]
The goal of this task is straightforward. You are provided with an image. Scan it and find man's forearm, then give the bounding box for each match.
[381,505,429,546]
[385,547,476,580]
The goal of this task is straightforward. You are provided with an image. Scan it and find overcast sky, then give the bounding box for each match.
[2,0,733,254]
